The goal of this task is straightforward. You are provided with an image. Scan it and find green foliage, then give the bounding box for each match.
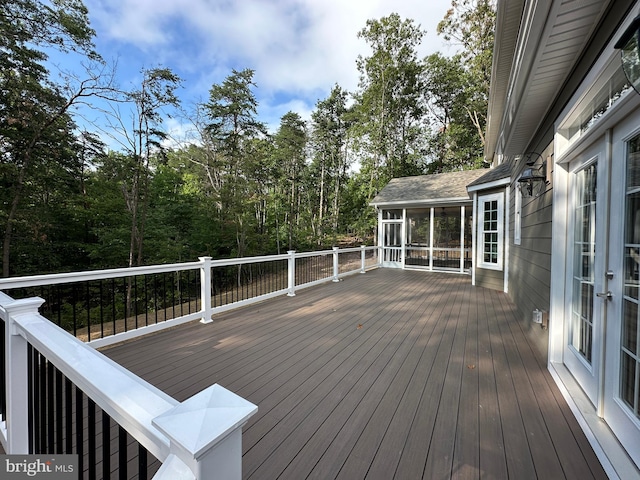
[351,13,429,198]
[1,1,495,277]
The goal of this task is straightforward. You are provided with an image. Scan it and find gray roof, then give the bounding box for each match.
[467,161,512,188]
[370,170,488,207]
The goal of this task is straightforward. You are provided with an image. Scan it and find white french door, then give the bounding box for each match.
[565,139,608,406]
[603,112,640,467]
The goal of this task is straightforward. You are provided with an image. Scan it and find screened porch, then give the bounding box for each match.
[371,170,486,274]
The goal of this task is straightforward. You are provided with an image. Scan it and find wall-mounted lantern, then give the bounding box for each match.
[615,15,640,94]
[517,152,547,198]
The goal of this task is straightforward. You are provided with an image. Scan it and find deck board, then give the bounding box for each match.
[103,269,608,479]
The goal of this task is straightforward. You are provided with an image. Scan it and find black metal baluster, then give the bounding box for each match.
[179,271,183,316]
[144,275,149,326]
[72,285,78,337]
[187,271,192,315]
[99,280,104,339]
[138,444,148,480]
[154,274,159,324]
[134,275,139,329]
[102,410,111,479]
[118,426,127,480]
[55,368,63,453]
[64,378,72,453]
[112,278,117,336]
[27,345,34,453]
[123,277,128,332]
[75,387,84,477]
[46,359,54,453]
[171,273,176,318]
[38,353,47,453]
[86,281,91,341]
[88,398,96,479]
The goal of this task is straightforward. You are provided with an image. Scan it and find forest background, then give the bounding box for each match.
[1,0,495,277]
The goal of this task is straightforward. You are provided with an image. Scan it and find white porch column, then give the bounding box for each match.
[152,384,257,480]
[287,251,296,296]
[199,257,213,324]
[471,193,478,286]
[360,246,367,274]
[332,247,340,282]
[460,205,465,273]
[4,297,45,453]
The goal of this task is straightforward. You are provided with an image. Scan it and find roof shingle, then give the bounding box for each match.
[370,169,488,206]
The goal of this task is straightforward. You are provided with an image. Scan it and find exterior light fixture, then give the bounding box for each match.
[615,15,640,94]
[517,152,547,198]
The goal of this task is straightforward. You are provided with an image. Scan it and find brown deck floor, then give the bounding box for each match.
[103,269,607,480]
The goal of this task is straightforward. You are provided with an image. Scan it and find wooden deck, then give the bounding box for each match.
[103,269,607,480]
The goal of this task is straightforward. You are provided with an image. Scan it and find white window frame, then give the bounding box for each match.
[477,192,504,270]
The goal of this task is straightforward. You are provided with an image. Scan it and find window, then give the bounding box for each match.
[478,193,504,270]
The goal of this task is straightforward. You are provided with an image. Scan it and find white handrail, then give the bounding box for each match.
[8,298,176,460]
[1,294,257,479]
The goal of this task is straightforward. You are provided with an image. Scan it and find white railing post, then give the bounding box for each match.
[360,246,367,274]
[287,251,296,297]
[4,297,45,453]
[332,247,340,282]
[199,257,213,324]
[152,384,257,480]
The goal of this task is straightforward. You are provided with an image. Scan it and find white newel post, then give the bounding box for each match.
[152,384,257,480]
[4,297,45,453]
[332,247,340,282]
[360,246,366,274]
[287,251,296,297]
[199,257,213,324]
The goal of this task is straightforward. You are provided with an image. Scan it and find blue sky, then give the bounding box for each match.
[59,0,456,148]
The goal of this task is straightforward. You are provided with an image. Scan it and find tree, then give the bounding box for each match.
[273,111,308,250]
[309,85,351,244]
[105,67,182,267]
[424,0,495,170]
[0,0,118,276]
[351,13,428,201]
[203,69,267,258]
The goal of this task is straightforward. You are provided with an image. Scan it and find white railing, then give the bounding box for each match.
[0,246,380,348]
[0,292,257,479]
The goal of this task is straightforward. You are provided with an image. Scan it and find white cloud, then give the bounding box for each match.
[86,0,455,130]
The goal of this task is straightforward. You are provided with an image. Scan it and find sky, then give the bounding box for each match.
[64,0,456,145]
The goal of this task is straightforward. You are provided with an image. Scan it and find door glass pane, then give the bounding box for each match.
[433,207,461,269]
[622,135,640,419]
[405,209,430,266]
[571,163,596,363]
[383,223,401,247]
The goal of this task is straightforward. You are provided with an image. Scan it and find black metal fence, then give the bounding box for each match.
[6,270,201,342]
[27,344,159,479]
[211,259,288,308]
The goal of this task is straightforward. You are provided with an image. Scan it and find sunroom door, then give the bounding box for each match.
[381,209,403,268]
[564,139,608,406]
[604,114,640,467]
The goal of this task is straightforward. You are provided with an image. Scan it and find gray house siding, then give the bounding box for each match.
[509,188,553,357]
[506,143,553,357]
[475,269,503,291]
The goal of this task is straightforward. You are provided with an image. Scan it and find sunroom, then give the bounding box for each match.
[370,170,486,273]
